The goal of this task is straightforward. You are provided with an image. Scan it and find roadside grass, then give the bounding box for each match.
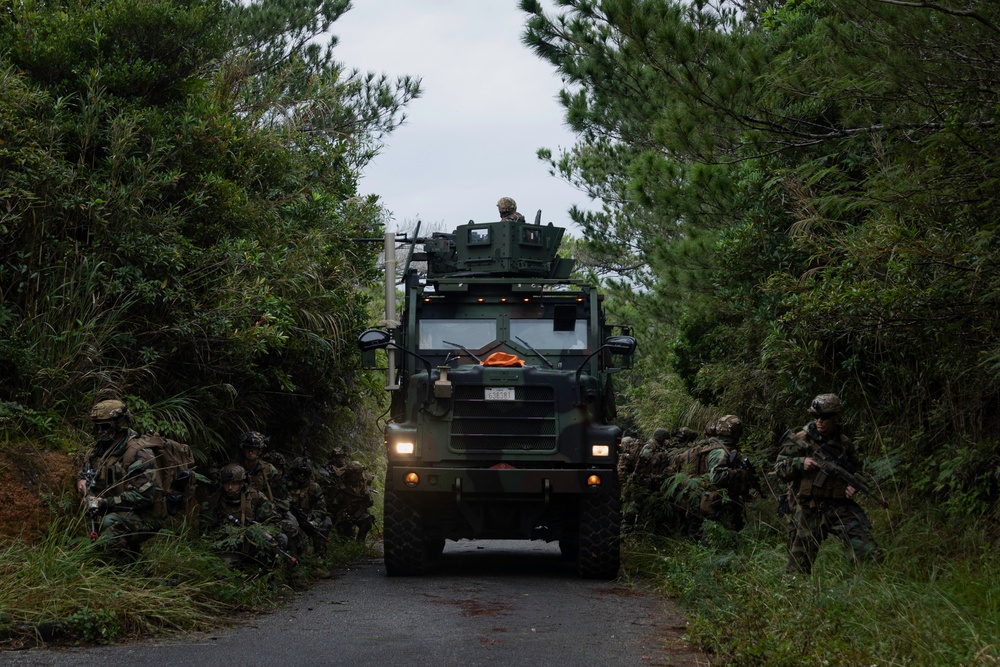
[0,512,376,648]
[622,499,1000,666]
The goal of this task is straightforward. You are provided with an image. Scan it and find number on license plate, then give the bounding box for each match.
[485,387,515,401]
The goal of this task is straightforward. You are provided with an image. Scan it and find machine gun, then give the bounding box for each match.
[225,514,298,566]
[289,504,331,545]
[813,458,888,508]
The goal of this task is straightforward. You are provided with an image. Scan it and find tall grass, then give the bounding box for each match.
[623,499,1000,666]
[0,512,375,646]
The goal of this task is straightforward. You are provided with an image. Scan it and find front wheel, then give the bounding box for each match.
[577,488,621,579]
[382,490,427,576]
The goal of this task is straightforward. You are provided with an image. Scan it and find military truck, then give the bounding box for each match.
[358,214,635,578]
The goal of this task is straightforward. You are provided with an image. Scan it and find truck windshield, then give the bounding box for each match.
[419,319,496,350]
[510,319,588,351]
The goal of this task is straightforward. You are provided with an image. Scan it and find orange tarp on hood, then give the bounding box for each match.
[481,352,524,367]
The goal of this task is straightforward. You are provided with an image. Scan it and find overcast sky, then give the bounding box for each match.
[332,0,589,235]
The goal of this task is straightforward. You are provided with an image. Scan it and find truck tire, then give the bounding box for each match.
[577,489,621,579]
[383,490,427,576]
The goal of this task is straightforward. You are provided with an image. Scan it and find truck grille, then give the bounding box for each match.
[450,385,557,452]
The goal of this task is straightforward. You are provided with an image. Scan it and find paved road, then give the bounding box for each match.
[3,540,707,666]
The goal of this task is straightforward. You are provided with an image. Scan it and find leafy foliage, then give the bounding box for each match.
[622,504,1000,666]
[0,0,419,460]
[521,0,1000,516]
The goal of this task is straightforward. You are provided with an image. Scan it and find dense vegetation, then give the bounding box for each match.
[523,1,1000,664]
[3,0,1000,661]
[521,0,1000,516]
[0,0,407,646]
[0,0,418,457]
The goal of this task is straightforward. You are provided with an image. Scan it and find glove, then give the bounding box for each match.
[84,496,106,514]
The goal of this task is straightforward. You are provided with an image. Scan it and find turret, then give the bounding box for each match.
[414,219,575,280]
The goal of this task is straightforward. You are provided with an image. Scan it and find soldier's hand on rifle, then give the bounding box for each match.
[84,496,105,515]
[803,457,818,471]
[845,485,857,499]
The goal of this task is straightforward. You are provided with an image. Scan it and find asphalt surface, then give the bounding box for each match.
[2,540,707,666]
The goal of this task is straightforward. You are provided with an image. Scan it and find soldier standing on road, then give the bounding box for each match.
[497,197,526,222]
[774,393,882,574]
[76,399,161,552]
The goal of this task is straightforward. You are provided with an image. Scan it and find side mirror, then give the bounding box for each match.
[358,328,392,352]
[603,335,636,356]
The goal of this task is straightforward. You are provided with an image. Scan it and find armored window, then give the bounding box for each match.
[510,319,588,351]
[419,319,496,351]
[520,227,542,246]
[467,227,491,246]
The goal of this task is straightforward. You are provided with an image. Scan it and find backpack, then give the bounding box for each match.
[667,441,730,476]
[124,432,199,528]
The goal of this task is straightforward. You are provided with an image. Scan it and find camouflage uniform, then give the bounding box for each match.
[237,432,300,549]
[774,394,880,574]
[333,461,375,542]
[288,458,333,554]
[497,196,526,223]
[669,416,753,535]
[200,464,284,568]
[77,400,161,550]
[616,435,643,480]
[623,429,679,532]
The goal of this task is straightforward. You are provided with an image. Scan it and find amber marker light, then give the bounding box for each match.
[395,441,415,455]
[586,474,602,488]
[404,472,420,487]
[592,445,610,457]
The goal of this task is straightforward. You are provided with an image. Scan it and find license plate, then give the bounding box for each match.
[485,387,515,401]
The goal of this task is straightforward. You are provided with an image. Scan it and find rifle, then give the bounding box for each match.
[225,514,298,566]
[741,456,767,499]
[289,504,331,544]
[82,462,100,542]
[813,458,888,508]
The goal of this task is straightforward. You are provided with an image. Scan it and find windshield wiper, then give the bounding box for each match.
[442,340,483,363]
[514,336,553,368]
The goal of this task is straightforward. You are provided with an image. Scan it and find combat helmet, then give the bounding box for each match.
[289,457,313,481]
[219,463,247,483]
[240,431,269,451]
[497,197,517,215]
[90,399,131,443]
[328,446,347,466]
[808,393,843,417]
[651,428,669,444]
[267,451,287,470]
[715,415,743,440]
[673,426,697,444]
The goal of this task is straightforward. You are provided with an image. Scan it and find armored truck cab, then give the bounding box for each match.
[359,217,634,578]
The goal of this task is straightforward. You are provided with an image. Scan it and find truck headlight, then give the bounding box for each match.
[591,445,610,457]
[395,441,415,455]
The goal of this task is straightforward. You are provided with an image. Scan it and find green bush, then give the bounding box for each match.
[623,502,1000,666]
